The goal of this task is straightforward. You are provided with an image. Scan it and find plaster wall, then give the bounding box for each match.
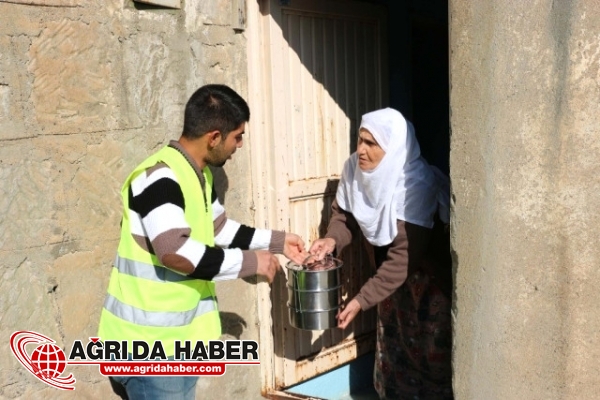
[0,0,262,398]
[450,1,600,399]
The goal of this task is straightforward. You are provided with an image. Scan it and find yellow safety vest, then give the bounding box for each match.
[98,146,221,356]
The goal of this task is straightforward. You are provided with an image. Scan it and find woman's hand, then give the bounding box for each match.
[308,238,336,261]
[337,299,361,329]
[283,233,310,264]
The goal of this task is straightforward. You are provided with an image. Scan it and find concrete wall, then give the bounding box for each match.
[0,0,262,398]
[450,1,600,399]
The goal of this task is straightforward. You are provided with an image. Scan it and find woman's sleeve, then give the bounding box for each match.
[324,199,354,253]
[354,220,431,311]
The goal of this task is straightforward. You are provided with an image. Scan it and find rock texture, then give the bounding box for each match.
[0,0,261,398]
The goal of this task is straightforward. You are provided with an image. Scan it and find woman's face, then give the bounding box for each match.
[357,128,385,170]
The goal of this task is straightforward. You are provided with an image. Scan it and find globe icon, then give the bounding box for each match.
[30,343,67,379]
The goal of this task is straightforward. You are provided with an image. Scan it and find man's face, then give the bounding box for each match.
[357,128,385,171]
[207,123,245,167]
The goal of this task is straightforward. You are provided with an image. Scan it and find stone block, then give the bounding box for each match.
[197,0,232,26]
[0,253,63,396]
[28,19,120,135]
[51,246,114,345]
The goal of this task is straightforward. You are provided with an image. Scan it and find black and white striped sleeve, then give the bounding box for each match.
[212,189,284,253]
[128,164,254,281]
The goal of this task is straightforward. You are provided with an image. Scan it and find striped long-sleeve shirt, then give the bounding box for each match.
[126,141,285,281]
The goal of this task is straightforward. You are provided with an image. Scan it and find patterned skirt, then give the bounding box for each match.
[374,270,453,400]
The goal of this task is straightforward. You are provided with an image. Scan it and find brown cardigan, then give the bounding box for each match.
[324,199,433,310]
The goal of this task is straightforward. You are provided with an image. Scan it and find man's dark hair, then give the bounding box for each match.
[182,84,250,139]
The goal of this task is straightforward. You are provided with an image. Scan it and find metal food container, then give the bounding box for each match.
[285,254,343,330]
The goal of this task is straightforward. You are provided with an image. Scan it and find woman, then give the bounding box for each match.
[309,108,452,399]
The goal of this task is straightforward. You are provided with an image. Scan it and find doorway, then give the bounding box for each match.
[246,0,450,398]
[387,0,450,174]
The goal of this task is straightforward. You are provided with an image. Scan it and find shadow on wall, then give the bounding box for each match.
[219,311,248,339]
[209,166,229,205]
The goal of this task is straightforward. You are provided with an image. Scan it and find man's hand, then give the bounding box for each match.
[308,238,336,261]
[337,298,361,329]
[283,233,310,264]
[255,250,281,283]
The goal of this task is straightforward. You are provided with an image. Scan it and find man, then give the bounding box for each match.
[98,84,307,399]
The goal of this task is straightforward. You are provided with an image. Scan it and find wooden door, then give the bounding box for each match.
[247,0,388,392]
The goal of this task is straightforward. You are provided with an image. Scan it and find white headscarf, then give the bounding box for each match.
[336,108,447,246]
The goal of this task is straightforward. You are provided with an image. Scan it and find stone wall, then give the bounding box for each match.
[450,0,600,399]
[0,0,262,398]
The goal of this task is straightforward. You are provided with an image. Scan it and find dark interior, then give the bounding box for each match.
[384,0,450,175]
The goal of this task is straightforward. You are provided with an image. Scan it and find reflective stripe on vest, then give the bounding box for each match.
[114,255,192,284]
[103,292,216,327]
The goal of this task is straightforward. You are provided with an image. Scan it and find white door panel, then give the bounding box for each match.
[247,0,388,391]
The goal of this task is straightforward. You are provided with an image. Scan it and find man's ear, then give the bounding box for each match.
[206,130,222,147]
